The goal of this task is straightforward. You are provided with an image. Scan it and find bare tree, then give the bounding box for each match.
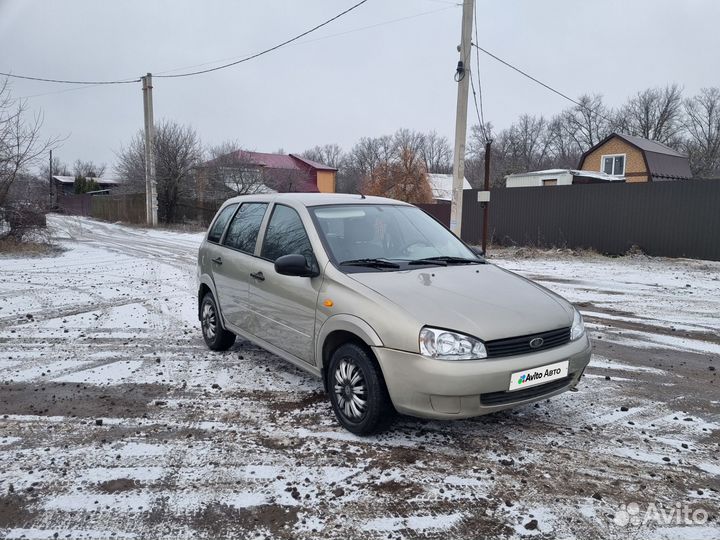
[0,78,58,209]
[73,159,106,178]
[344,135,395,193]
[421,130,452,174]
[560,94,612,151]
[301,144,344,169]
[393,128,425,159]
[507,114,551,171]
[467,122,513,188]
[546,115,582,169]
[617,84,684,146]
[115,120,202,223]
[39,157,70,180]
[202,142,266,200]
[683,87,720,177]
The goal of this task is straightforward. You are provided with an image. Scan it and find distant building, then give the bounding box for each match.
[427,173,472,201]
[52,175,120,196]
[198,151,337,200]
[506,169,621,188]
[577,133,692,182]
[506,133,694,188]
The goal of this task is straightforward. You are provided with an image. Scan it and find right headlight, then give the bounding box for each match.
[571,309,585,341]
[419,327,487,360]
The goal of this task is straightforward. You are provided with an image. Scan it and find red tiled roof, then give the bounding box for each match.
[235,151,304,171]
[228,151,336,172]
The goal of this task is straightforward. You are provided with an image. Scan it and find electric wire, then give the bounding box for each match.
[471,43,615,124]
[1,0,370,86]
[0,72,140,85]
[471,3,488,143]
[154,4,456,77]
[154,0,369,79]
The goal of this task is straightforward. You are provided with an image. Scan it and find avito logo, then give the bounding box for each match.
[517,371,543,385]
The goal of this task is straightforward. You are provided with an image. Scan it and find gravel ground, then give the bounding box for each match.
[0,215,718,539]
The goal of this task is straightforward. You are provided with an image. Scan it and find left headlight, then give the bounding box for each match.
[419,327,487,360]
[571,309,585,341]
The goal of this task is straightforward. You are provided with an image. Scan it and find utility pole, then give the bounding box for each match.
[481,139,492,254]
[48,149,53,209]
[450,0,475,236]
[141,73,158,226]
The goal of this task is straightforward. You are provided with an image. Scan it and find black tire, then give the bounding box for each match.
[327,342,394,435]
[200,292,236,351]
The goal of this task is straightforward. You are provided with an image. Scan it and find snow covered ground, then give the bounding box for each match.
[0,215,718,539]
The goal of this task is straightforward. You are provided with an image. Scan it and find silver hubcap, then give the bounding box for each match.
[202,302,216,340]
[333,358,367,420]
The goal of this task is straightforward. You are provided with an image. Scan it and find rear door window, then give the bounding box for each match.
[223,203,268,254]
[207,204,238,244]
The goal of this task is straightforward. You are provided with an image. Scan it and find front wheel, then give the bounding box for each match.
[328,343,393,435]
[200,292,236,351]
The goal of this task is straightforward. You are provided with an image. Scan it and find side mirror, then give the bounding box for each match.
[274,254,318,277]
[471,246,486,258]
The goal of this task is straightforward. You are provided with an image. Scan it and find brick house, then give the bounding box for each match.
[577,133,692,182]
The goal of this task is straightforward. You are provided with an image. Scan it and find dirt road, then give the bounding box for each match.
[1,215,718,539]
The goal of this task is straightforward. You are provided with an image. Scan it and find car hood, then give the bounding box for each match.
[348,264,573,342]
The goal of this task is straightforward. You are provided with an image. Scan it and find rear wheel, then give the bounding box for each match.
[200,292,235,351]
[328,343,393,435]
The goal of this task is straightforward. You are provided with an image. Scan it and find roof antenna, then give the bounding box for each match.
[355,189,366,199]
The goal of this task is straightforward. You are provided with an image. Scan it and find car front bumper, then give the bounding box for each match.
[373,335,592,419]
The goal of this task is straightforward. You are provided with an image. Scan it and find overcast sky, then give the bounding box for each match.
[1,0,718,174]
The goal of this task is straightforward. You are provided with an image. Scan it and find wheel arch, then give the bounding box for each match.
[198,275,222,325]
[316,315,383,391]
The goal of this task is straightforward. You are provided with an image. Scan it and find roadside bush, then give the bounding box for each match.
[0,204,47,242]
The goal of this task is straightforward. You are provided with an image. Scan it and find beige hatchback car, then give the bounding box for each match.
[197,193,591,434]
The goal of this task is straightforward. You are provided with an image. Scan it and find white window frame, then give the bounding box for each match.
[600,153,626,176]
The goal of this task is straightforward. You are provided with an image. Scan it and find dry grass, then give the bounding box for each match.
[0,237,63,257]
[483,244,603,260]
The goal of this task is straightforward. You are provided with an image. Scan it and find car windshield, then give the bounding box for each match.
[310,204,479,270]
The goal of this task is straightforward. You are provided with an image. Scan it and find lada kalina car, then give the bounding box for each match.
[197,193,591,434]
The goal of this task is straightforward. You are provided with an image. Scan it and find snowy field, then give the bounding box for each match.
[0,214,718,539]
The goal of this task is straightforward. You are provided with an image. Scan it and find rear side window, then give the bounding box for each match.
[223,203,268,254]
[261,205,315,266]
[207,204,238,244]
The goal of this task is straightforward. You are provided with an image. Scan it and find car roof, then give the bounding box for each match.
[222,192,412,207]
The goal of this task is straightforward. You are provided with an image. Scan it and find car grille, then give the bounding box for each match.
[480,376,572,406]
[485,327,571,358]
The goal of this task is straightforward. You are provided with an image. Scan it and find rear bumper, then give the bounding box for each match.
[373,335,592,419]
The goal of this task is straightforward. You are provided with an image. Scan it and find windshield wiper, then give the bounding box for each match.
[418,256,486,265]
[407,258,448,266]
[339,258,400,269]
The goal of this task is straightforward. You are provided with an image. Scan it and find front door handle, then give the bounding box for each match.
[250,271,265,281]
[211,256,223,265]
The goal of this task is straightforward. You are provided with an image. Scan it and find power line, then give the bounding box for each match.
[16,83,127,101]
[0,71,140,85]
[154,4,456,77]
[155,0,370,79]
[1,0,370,86]
[469,73,485,139]
[470,3,488,142]
[471,42,615,124]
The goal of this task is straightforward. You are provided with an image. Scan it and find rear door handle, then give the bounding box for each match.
[211,257,223,265]
[250,271,265,281]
